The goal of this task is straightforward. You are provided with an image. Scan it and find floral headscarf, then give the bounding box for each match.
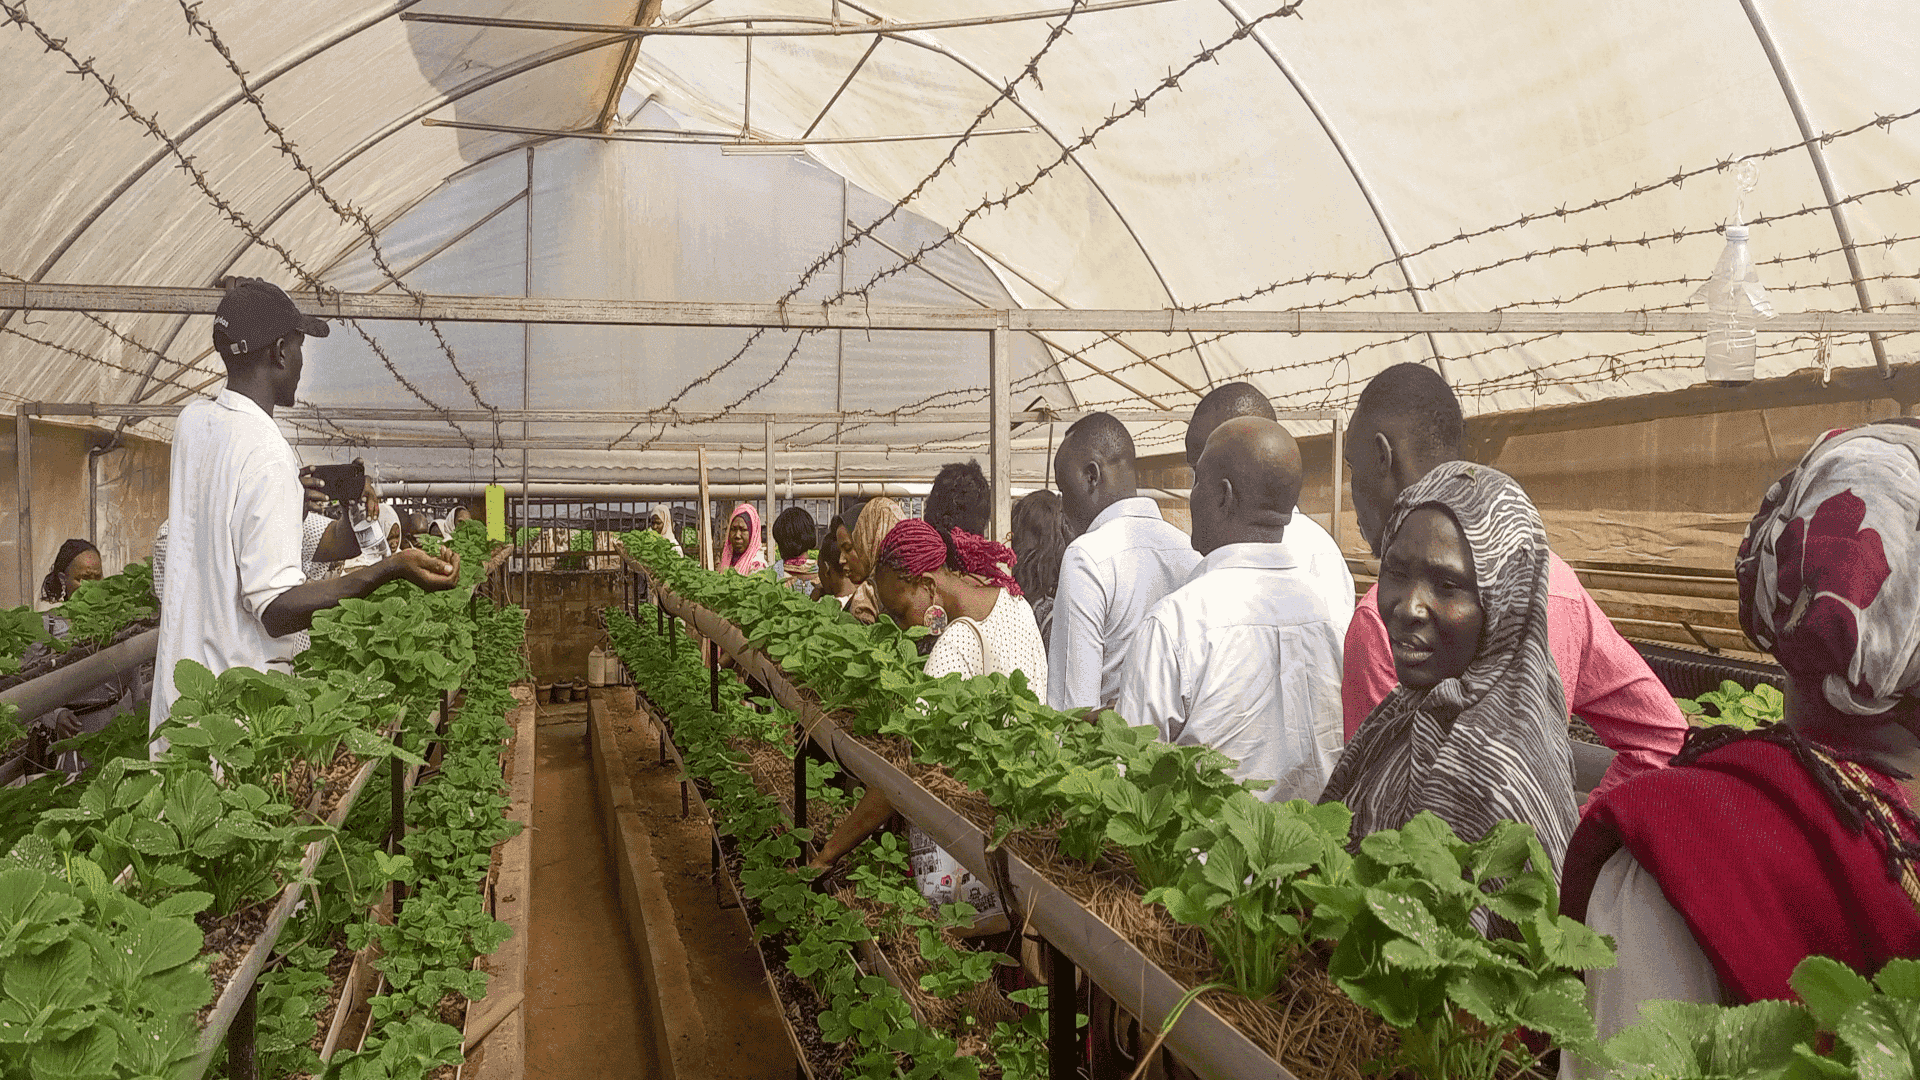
[721,502,766,575]
[1736,418,1920,716]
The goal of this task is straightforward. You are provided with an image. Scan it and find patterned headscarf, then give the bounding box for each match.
[721,502,766,575]
[1320,462,1577,877]
[848,498,906,583]
[878,520,1022,596]
[1736,418,1920,716]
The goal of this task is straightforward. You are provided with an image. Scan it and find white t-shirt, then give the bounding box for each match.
[1046,497,1200,711]
[151,390,307,728]
[1119,543,1344,802]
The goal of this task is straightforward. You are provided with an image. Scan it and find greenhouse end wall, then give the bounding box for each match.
[0,419,169,609]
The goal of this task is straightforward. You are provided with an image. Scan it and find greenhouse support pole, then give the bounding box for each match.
[765,420,776,538]
[697,447,713,572]
[1329,414,1344,548]
[14,405,31,606]
[989,326,1012,542]
[1048,940,1077,1080]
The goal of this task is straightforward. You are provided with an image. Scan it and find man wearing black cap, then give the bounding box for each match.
[151,279,462,735]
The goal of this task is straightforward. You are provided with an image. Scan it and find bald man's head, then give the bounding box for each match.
[1189,416,1303,556]
[1186,382,1275,466]
[1054,413,1138,534]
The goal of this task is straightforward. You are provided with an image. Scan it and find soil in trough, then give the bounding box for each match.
[526,703,655,1078]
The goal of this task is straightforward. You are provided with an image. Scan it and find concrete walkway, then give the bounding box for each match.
[526,705,656,1078]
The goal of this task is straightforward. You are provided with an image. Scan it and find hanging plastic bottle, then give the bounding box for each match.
[1690,161,1776,384]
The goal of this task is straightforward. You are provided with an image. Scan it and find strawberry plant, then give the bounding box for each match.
[1676,680,1784,731]
[1598,955,1920,1079]
[0,864,212,1080]
[1298,814,1611,1078]
[0,608,49,677]
[51,562,156,652]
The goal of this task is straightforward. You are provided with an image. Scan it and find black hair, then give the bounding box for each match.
[819,516,847,573]
[923,460,991,536]
[1351,362,1464,463]
[772,507,818,561]
[1010,491,1072,601]
[42,538,99,603]
[1194,381,1276,423]
[1060,412,1135,465]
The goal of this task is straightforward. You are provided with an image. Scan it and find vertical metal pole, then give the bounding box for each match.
[989,326,1013,542]
[696,447,714,572]
[390,736,407,915]
[1329,414,1345,550]
[792,723,808,831]
[15,405,32,607]
[522,146,535,613]
[765,419,777,542]
[1047,940,1077,1080]
[834,176,847,518]
[741,24,753,137]
[228,982,259,1080]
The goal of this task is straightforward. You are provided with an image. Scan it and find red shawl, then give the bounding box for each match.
[1562,737,1920,1003]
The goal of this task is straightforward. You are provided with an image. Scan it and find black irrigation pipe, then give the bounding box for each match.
[643,571,1300,1080]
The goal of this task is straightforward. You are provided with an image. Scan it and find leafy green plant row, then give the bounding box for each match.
[606,607,1025,1080]
[0,560,159,679]
[622,530,1613,1078]
[1676,680,1784,731]
[0,520,520,1080]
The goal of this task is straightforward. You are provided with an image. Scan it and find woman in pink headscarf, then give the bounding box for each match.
[719,503,766,575]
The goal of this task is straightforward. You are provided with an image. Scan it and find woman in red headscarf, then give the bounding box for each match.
[1560,420,1920,1076]
[807,520,1047,887]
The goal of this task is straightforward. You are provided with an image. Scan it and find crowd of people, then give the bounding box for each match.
[741,364,1919,1070]
[46,277,1915,1069]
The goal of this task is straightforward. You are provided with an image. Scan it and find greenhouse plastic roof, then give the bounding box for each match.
[2,0,1917,484]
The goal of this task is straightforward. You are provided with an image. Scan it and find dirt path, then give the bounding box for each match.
[526,704,656,1078]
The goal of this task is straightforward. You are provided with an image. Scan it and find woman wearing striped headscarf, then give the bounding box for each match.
[807,519,1044,919]
[1319,461,1578,874]
[1560,421,1920,1073]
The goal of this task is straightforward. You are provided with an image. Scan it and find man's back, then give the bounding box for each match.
[1276,513,1356,628]
[1047,497,1200,710]
[152,391,306,726]
[1122,544,1344,801]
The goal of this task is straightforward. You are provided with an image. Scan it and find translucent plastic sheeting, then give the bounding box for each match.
[631,0,1920,416]
[0,0,1916,487]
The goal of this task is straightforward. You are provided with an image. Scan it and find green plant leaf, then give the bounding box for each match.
[1794,955,1877,1030]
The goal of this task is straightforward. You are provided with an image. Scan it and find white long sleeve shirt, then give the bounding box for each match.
[152,390,306,728]
[1118,542,1345,803]
[1274,514,1356,630]
[1046,497,1200,711]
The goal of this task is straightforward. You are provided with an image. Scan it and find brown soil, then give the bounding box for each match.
[196,902,274,1026]
[525,706,655,1078]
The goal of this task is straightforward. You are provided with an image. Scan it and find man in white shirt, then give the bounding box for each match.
[1186,381,1354,627]
[1119,417,1345,802]
[1047,412,1200,711]
[152,279,462,733]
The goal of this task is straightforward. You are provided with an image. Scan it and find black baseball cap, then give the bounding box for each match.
[212,278,329,357]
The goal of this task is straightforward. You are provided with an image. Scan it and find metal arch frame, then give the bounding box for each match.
[116,33,636,423]
[873,28,1217,392]
[7,0,428,310]
[1735,0,1891,378]
[1214,0,1452,377]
